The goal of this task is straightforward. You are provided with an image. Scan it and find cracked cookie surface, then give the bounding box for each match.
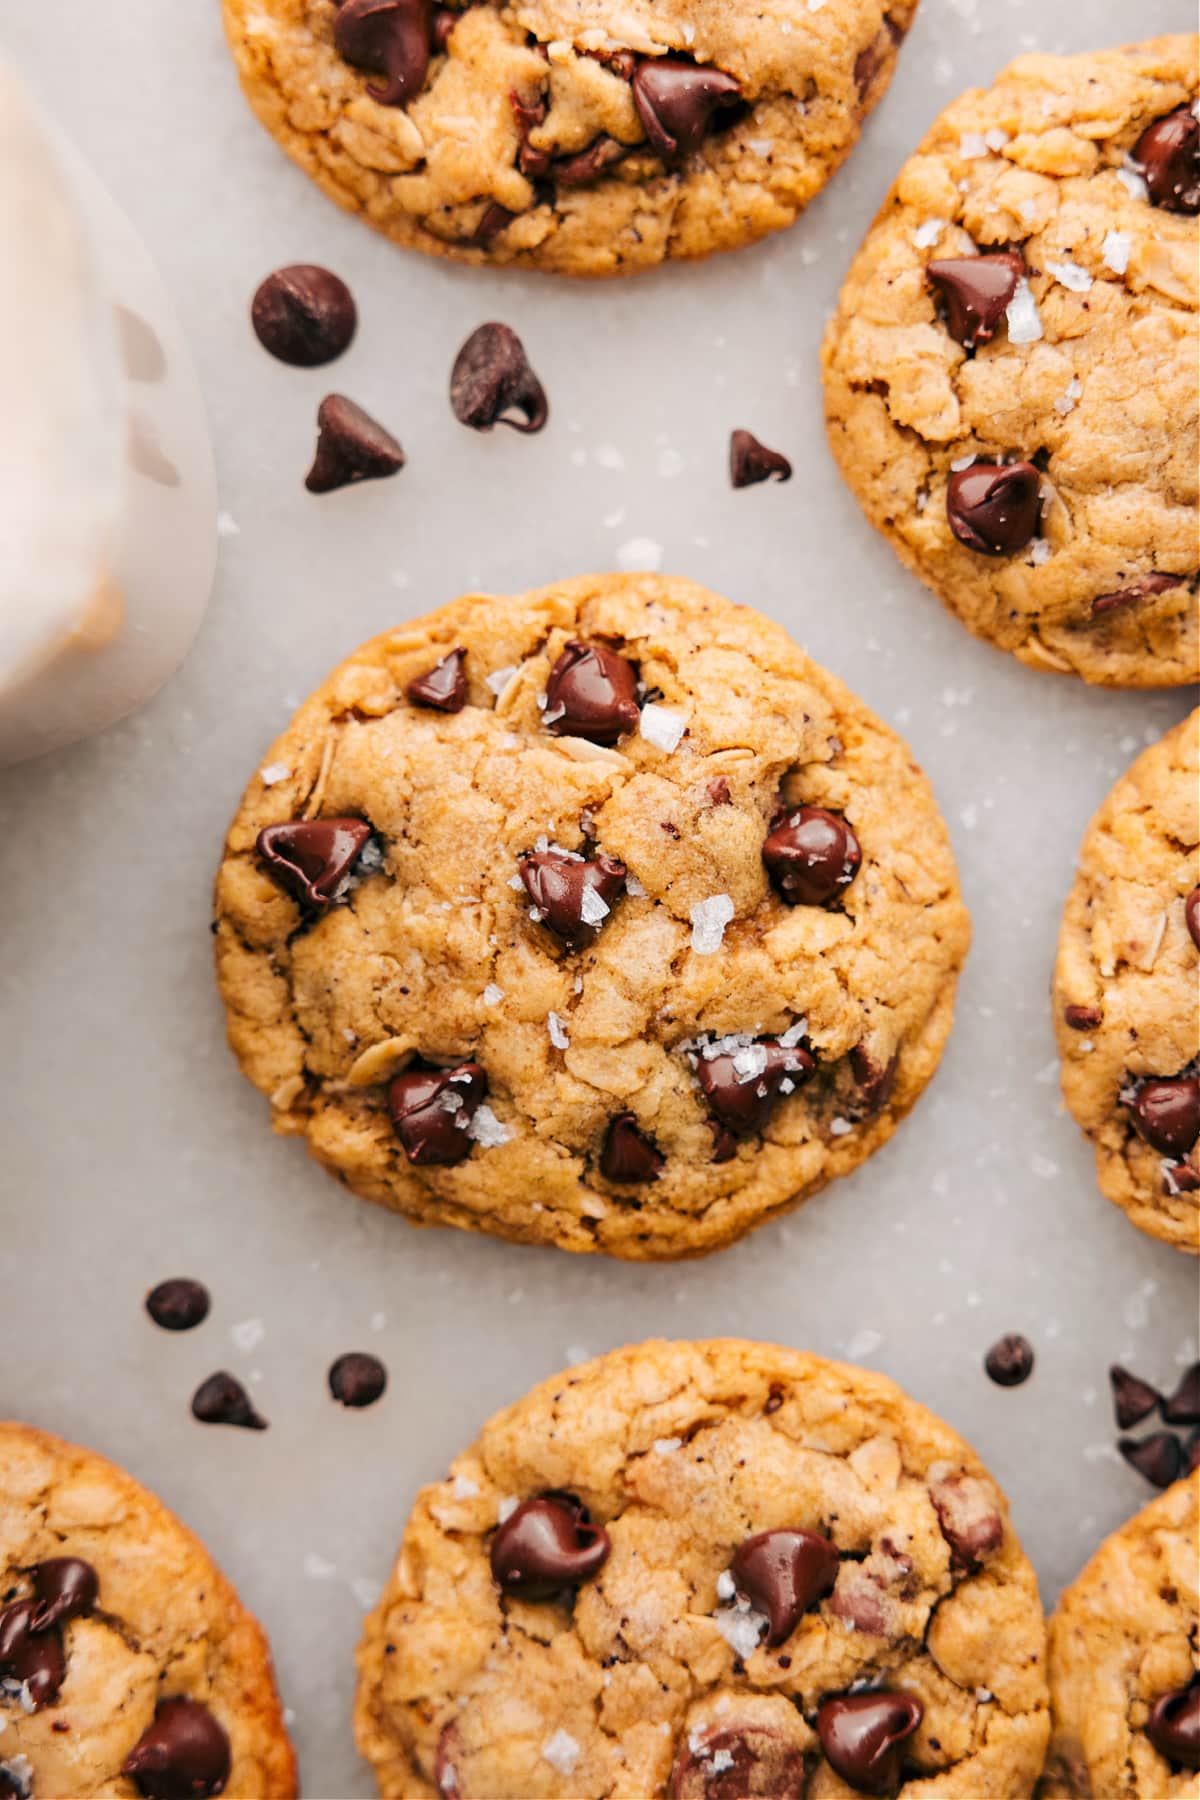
[1052,710,1200,1253]
[820,37,1199,686]
[213,574,969,1261]
[220,0,916,276]
[0,1423,297,1800]
[354,1337,1050,1798]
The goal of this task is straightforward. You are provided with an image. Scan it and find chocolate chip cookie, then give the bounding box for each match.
[221,0,916,276]
[1041,1473,1199,1798]
[354,1337,1050,1798]
[0,1422,297,1799]
[1053,710,1200,1253]
[821,37,1199,686]
[213,574,969,1260]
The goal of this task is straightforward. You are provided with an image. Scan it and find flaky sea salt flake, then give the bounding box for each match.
[690,894,735,955]
[580,886,610,926]
[912,218,947,249]
[1047,258,1093,292]
[640,703,687,751]
[542,1731,581,1777]
[1005,278,1043,344]
[1102,229,1131,274]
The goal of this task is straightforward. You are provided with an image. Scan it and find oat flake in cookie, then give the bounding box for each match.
[1053,710,1200,1253]
[0,1423,297,1798]
[353,1338,1050,1797]
[213,574,969,1260]
[220,0,917,277]
[821,37,1199,686]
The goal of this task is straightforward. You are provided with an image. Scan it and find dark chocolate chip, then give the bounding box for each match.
[553,135,628,188]
[329,1352,388,1408]
[706,778,732,807]
[929,1475,1004,1571]
[387,1061,487,1165]
[1186,886,1200,950]
[708,1120,739,1163]
[544,641,640,744]
[631,57,742,160]
[1188,1432,1200,1475]
[762,805,861,907]
[849,1044,898,1117]
[729,1529,839,1646]
[817,1690,923,1796]
[191,1372,268,1431]
[431,7,458,51]
[251,265,357,366]
[1063,1003,1101,1031]
[696,1038,815,1137]
[519,849,626,947]
[407,647,468,712]
[729,430,792,489]
[256,817,372,911]
[146,1278,211,1333]
[926,252,1024,348]
[587,47,636,80]
[1147,1682,1200,1770]
[123,1697,233,1800]
[1162,1362,1200,1427]
[1109,1365,1161,1430]
[984,1334,1034,1387]
[469,201,516,247]
[1091,572,1181,616]
[669,1724,808,1800]
[29,1559,99,1633]
[599,1113,665,1182]
[1118,1431,1183,1489]
[490,1493,610,1599]
[1167,1157,1200,1195]
[450,323,547,433]
[1133,106,1200,214]
[1128,1076,1200,1159]
[946,460,1042,555]
[334,0,433,107]
[306,394,405,493]
[0,1601,65,1708]
[0,1766,24,1799]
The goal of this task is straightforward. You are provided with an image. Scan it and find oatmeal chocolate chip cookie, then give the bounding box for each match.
[1053,710,1200,1253]
[0,1423,297,1799]
[220,0,916,277]
[1041,1474,1199,1798]
[213,574,969,1261]
[821,37,1199,687]
[353,1338,1050,1798]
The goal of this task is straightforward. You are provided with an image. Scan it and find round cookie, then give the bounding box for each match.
[354,1337,1050,1798]
[213,574,970,1261]
[821,37,1199,686]
[0,1423,297,1799]
[1042,1474,1199,1798]
[1053,710,1200,1253]
[221,0,917,277]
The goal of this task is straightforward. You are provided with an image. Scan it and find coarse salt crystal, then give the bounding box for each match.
[653,1437,682,1453]
[640,702,687,751]
[468,1104,511,1147]
[1005,278,1043,343]
[617,535,663,572]
[1117,164,1150,203]
[1101,229,1131,274]
[912,218,946,249]
[548,1011,570,1049]
[580,885,610,926]
[779,1020,808,1048]
[984,127,1009,151]
[950,453,976,472]
[452,1475,479,1499]
[486,665,519,698]
[1054,376,1083,416]
[959,132,989,158]
[483,983,504,1005]
[497,1496,519,1523]
[713,1599,767,1660]
[1029,539,1052,565]
[542,1730,581,1776]
[260,761,290,786]
[715,1571,736,1600]
[1047,258,1093,292]
[830,1117,853,1137]
[231,1318,265,1353]
[690,894,735,955]
[625,873,647,897]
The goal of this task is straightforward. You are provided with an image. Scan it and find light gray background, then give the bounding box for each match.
[2,3,1196,1795]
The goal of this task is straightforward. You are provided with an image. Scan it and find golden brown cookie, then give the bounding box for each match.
[821,38,1199,686]
[0,1423,297,1799]
[221,0,917,276]
[1053,710,1200,1253]
[213,574,969,1261]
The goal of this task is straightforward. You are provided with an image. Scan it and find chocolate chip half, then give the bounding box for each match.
[669,1724,808,1800]
[406,646,468,712]
[1187,887,1200,950]
[1109,1365,1160,1430]
[0,1601,65,1708]
[849,1044,898,1117]
[123,1698,233,1800]
[387,1061,487,1165]
[1062,1003,1101,1031]
[696,1038,815,1137]
[1091,572,1181,616]
[600,1113,665,1182]
[544,640,640,743]
[490,1493,610,1600]
[1133,106,1200,214]
[729,1529,839,1646]
[191,1372,268,1431]
[729,430,792,489]
[817,1690,923,1796]
[146,1278,211,1333]
[762,805,861,907]
[1147,1682,1200,1770]
[251,265,357,366]
[29,1559,99,1633]
[1118,1431,1182,1489]
[1127,1075,1200,1159]
[329,1352,388,1408]
[926,252,1024,348]
[469,201,516,247]
[519,849,626,947]
[334,0,433,107]
[554,135,628,188]
[1162,1362,1200,1427]
[984,1334,1034,1387]
[256,817,372,911]
[929,1474,1003,1571]
[306,394,405,493]
[946,460,1042,555]
[450,323,547,433]
[631,58,742,160]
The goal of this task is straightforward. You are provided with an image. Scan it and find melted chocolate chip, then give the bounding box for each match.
[729,1529,839,1646]
[256,817,372,911]
[123,1698,232,1799]
[706,778,732,807]
[1109,1365,1161,1430]
[146,1278,211,1333]
[929,1475,1003,1571]
[762,805,861,907]
[329,1352,388,1408]
[407,647,468,712]
[849,1044,898,1116]
[1189,1433,1200,1475]
[0,1601,65,1708]
[251,265,357,366]
[1133,106,1200,214]
[306,394,405,493]
[599,1113,665,1182]
[554,135,628,188]
[450,323,547,433]
[469,201,515,247]
[1187,887,1200,950]
[946,460,1042,555]
[926,252,1024,348]
[544,641,640,744]
[191,1373,268,1431]
[387,1061,487,1165]
[1063,1003,1101,1031]
[708,1120,739,1163]
[519,849,626,947]
[490,1493,610,1599]
[817,1690,923,1796]
[1119,1431,1182,1489]
[669,1724,808,1800]
[1091,572,1181,616]
[696,1038,815,1136]
[1127,1075,1200,1159]
[984,1334,1034,1387]
[29,1559,99,1633]
[334,0,433,107]
[632,57,742,159]
[729,430,792,489]
[1147,1683,1200,1770]
[1162,1362,1200,1427]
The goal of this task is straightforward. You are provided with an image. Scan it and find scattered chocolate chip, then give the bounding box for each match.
[1118,1430,1183,1489]
[853,39,886,99]
[123,1698,232,1800]
[333,0,433,107]
[490,1493,610,1599]
[729,1529,839,1646]
[669,1724,808,1800]
[1147,1682,1200,1770]
[817,1690,923,1796]
[729,430,792,489]
[705,778,731,807]
[544,640,640,744]
[632,57,742,160]
[849,1044,898,1117]
[1109,1365,1161,1430]
[29,1559,99,1633]
[387,1061,487,1165]
[1133,107,1200,214]
[1063,1003,1101,1031]
[929,1474,1003,1571]
[0,1600,65,1708]
[1127,1075,1200,1159]
[762,805,861,907]
[926,252,1024,348]
[469,201,516,247]
[329,1352,388,1408]
[306,394,405,493]
[1186,886,1200,950]
[696,1038,815,1137]
[1162,1362,1200,1427]
[450,323,547,433]
[946,460,1042,555]
[519,849,626,947]
[554,135,628,188]
[257,817,372,911]
[250,265,357,367]
[407,647,468,712]
[1091,572,1181,616]
[191,1372,268,1431]
[146,1278,211,1333]
[984,1334,1034,1387]
[600,1113,666,1182]
[708,1120,739,1163]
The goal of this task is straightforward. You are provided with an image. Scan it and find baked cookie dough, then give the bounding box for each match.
[221,0,917,277]
[821,37,1199,686]
[1042,1474,1199,1798]
[354,1337,1050,1798]
[213,574,969,1261]
[1053,710,1200,1253]
[0,1423,297,1799]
